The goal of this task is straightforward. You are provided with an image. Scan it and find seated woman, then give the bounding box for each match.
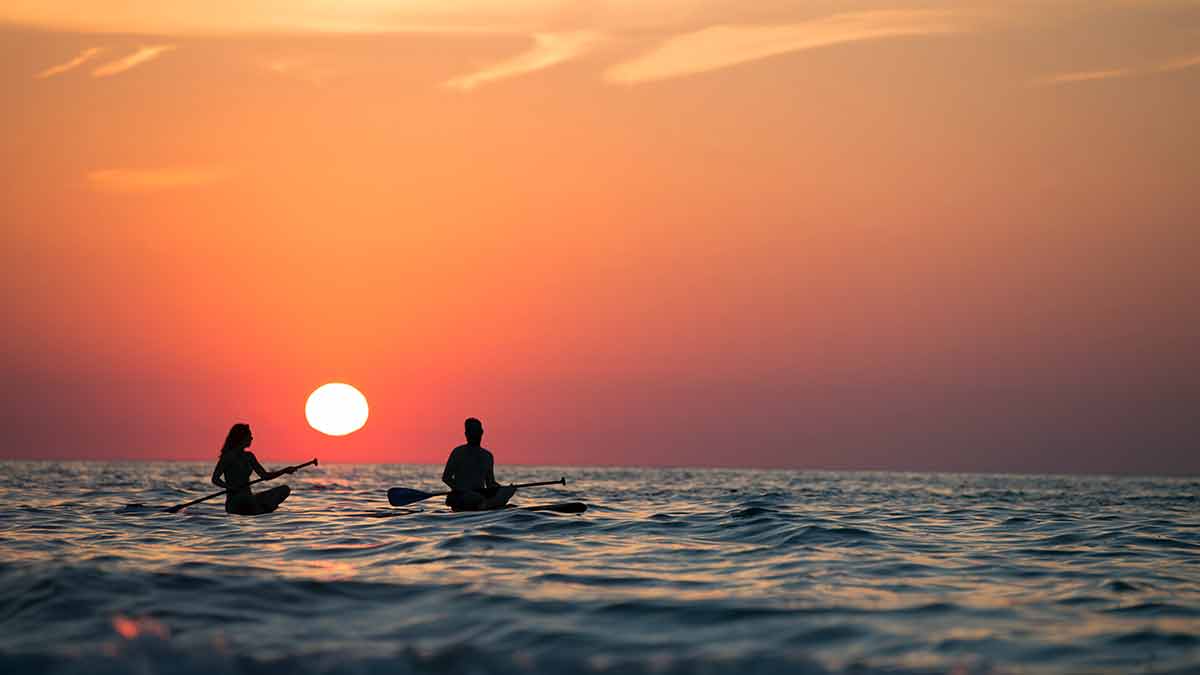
[211,423,294,515]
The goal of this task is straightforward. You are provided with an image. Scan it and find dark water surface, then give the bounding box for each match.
[1,463,1198,674]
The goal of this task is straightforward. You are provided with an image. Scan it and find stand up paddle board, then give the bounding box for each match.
[513,502,587,514]
[444,502,587,514]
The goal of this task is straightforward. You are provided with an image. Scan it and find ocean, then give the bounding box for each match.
[0,462,1197,674]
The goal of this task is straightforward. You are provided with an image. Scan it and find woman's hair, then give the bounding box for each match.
[220,423,252,457]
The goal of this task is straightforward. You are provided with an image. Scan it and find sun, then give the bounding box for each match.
[305,383,369,436]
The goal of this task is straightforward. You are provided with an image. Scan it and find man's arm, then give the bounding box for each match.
[484,452,499,489]
[441,450,457,489]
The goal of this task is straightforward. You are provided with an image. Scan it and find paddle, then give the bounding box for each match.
[387,477,566,507]
[162,458,318,513]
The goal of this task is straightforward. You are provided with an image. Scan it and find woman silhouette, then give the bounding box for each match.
[210,424,294,515]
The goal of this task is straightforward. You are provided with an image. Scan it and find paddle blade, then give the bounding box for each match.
[387,487,436,507]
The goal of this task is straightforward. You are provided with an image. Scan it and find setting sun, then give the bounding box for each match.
[305,383,369,436]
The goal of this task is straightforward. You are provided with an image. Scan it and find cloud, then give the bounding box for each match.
[92,45,175,78]
[1033,52,1200,86]
[445,31,602,90]
[86,167,228,192]
[32,44,178,81]
[604,10,970,85]
[1031,68,1135,86]
[0,1,701,35]
[261,56,338,86]
[34,47,104,79]
[1155,53,1200,73]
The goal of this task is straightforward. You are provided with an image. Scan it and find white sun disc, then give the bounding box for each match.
[305,383,369,436]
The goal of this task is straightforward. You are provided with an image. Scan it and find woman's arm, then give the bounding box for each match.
[211,459,227,489]
[249,453,294,481]
[249,453,279,480]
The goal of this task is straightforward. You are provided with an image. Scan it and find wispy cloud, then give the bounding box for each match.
[0,2,683,35]
[261,56,338,86]
[1032,68,1135,86]
[1033,52,1200,86]
[445,31,602,90]
[1155,53,1200,73]
[605,10,969,85]
[92,45,175,78]
[87,167,228,192]
[2,3,532,35]
[34,47,104,79]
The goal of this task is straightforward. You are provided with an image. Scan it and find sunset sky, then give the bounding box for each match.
[2,1,1197,473]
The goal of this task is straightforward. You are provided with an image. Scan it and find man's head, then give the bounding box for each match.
[464,417,484,445]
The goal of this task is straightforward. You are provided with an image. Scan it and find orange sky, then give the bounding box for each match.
[2,2,1198,472]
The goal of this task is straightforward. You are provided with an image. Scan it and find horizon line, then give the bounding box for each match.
[0,456,1194,480]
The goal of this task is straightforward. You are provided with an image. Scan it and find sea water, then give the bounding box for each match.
[0,462,1197,674]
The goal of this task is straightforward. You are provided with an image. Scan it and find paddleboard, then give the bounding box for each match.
[440,502,588,515]
[359,502,587,518]
[518,502,587,514]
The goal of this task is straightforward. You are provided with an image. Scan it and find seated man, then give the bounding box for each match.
[441,418,515,511]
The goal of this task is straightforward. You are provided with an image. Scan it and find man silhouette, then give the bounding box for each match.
[441,418,515,511]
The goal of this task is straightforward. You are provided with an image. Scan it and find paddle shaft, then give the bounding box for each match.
[166,458,318,513]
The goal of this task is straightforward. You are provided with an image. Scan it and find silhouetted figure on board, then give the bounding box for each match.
[211,423,294,515]
[441,418,515,511]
